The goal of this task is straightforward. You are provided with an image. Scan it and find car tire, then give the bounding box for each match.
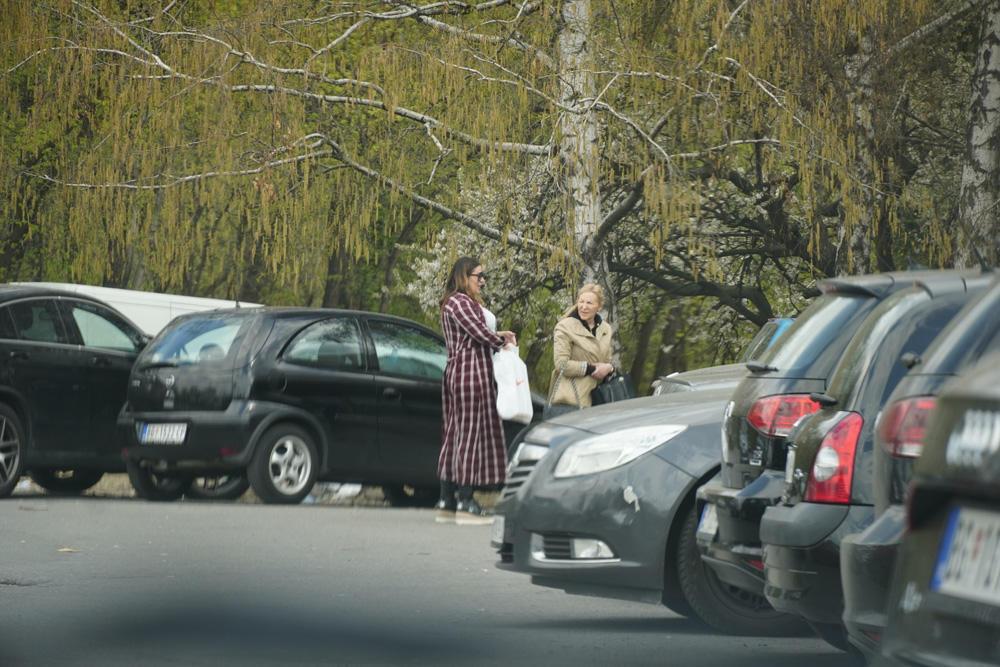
[126,459,192,501]
[0,403,26,499]
[675,503,806,636]
[382,484,437,507]
[28,468,104,495]
[186,474,250,501]
[248,424,318,504]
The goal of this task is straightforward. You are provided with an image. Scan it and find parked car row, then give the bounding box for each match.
[0,284,541,505]
[494,269,1000,666]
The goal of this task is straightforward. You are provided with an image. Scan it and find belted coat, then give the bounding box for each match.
[438,292,507,486]
[548,314,614,408]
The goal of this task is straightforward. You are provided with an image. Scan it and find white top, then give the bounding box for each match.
[481,305,497,333]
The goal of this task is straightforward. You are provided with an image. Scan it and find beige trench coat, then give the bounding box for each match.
[548,315,614,408]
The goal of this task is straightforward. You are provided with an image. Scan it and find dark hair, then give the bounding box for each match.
[440,256,481,306]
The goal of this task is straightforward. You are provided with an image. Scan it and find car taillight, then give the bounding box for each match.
[878,396,937,459]
[746,394,821,438]
[804,412,863,504]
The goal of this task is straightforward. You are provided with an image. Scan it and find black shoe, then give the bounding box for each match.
[455,498,493,526]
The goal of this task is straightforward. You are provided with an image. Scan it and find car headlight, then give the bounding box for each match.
[553,425,688,478]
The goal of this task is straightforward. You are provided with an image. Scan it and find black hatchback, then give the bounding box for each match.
[119,307,530,504]
[0,284,149,498]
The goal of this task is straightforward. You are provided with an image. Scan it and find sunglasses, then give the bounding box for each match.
[469,272,487,282]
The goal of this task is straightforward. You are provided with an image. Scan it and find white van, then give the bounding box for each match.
[12,282,262,335]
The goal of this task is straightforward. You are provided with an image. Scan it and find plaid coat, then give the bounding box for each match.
[438,292,507,486]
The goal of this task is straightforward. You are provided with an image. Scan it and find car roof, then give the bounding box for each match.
[0,283,116,305]
[819,269,989,298]
[170,306,443,338]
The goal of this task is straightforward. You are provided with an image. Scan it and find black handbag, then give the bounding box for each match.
[591,373,635,405]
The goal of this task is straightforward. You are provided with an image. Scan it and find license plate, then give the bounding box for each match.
[491,514,506,546]
[931,506,1000,607]
[139,422,187,445]
[698,504,719,540]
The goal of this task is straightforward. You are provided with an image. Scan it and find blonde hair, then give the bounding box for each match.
[563,283,605,317]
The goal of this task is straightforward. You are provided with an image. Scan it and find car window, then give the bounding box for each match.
[367,320,446,380]
[143,313,249,366]
[0,307,16,340]
[8,299,69,344]
[922,283,1000,375]
[284,318,364,372]
[64,300,139,352]
[757,293,871,373]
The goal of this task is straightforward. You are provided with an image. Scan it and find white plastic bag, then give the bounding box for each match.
[494,346,533,424]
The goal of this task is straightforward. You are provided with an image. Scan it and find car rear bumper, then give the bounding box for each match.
[840,504,905,658]
[761,502,872,623]
[493,448,694,605]
[695,470,786,594]
[118,400,263,470]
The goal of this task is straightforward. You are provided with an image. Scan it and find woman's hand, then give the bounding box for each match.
[498,330,517,348]
[591,362,614,380]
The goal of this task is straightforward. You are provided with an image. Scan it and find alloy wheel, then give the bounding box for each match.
[0,416,20,485]
[267,435,312,495]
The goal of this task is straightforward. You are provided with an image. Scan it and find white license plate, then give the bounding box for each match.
[698,504,719,540]
[931,506,1000,607]
[491,514,506,546]
[139,422,187,445]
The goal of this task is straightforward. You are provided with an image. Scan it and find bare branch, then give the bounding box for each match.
[876,0,989,68]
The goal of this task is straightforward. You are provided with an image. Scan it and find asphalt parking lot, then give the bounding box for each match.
[0,492,855,666]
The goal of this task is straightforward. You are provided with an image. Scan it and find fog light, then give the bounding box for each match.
[571,538,615,559]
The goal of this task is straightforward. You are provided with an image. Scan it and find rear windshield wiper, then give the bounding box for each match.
[745,360,779,374]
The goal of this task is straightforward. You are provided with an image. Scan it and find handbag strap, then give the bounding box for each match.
[546,360,583,409]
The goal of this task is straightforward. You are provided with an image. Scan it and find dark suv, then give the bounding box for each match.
[759,280,987,651]
[119,307,534,504]
[0,284,148,497]
[695,271,983,610]
[840,275,1000,659]
[879,352,1000,666]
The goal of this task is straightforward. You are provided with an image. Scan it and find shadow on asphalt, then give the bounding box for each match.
[503,615,715,635]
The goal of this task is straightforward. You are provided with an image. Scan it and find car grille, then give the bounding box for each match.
[500,457,538,499]
[540,534,573,560]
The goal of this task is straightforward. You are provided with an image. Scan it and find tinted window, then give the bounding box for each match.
[0,307,16,340]
[284,318,364,371]
[65,301,139,352]
[368,320,446,380]
[757,293,871,373]
[922,283,1000,375]
[143,313,249,366]
[8,299,69,344]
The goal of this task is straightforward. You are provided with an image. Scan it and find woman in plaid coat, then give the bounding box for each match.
[437,257,516,525]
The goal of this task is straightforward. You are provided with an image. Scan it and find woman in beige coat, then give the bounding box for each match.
[546,283,616,417]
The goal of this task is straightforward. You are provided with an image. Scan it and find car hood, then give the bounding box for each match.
[544,387,734,435]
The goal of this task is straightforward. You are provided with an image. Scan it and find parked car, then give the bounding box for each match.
[840,276,1000,660]
[0,284,149,498]
[651,317,793,396]
[696,270,983,613]
[14,282,262,336]
[119,307,540,504]
[878,353,1000,666]
[493,318,804,635]
[760,280,986,651]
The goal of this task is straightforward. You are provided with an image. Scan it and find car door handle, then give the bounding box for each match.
[382,387,401,400]
[91,356,112,367]
[8,350,28,361]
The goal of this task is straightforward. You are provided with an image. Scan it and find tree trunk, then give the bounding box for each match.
[958,1,1000,269]
[558,0,604,287]
[840,31,878,275]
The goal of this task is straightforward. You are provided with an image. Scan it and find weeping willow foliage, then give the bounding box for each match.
[0,0,972,310]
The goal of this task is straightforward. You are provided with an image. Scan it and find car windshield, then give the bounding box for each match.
[755,293,872,374]
[141,313,249,367]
